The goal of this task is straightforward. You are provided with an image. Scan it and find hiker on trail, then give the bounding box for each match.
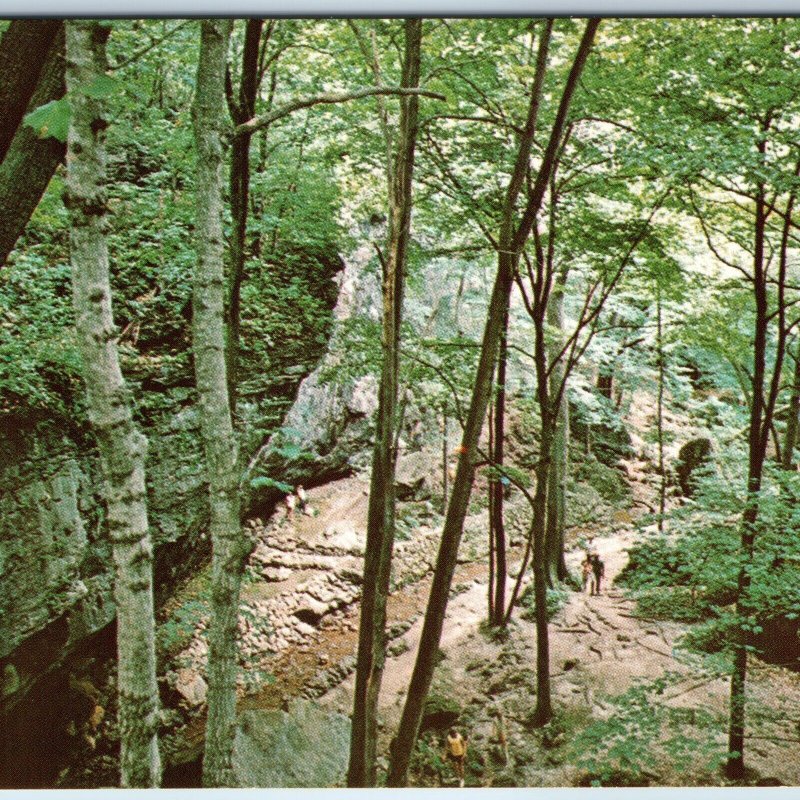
[590,553,605,595]
[296,484,308,514]
[285,492,297,518]
[445,727,467,787]
[581,556,593,593]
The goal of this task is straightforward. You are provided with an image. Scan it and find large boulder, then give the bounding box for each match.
[233,700,350,787]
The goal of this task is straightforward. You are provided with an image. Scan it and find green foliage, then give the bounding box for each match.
[158,598,209,659]
[573,676,725,786]
[24,97,71,142]
[249,476,294,494]
[520,584,569,623]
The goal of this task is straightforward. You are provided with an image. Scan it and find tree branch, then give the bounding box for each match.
[233,85,446,137]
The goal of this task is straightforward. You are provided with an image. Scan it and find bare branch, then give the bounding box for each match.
[233,85,446,138]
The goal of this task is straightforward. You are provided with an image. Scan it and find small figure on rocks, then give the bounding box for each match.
[296,484,313,515]
[589,553,605,595]
[445,726,467,787]
[581,556,593,594]
[285,492,297,518]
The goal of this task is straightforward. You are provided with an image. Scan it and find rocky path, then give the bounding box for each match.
[159,450,800,787]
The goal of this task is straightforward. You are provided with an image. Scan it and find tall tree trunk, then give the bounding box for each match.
[193,19,249,788]
[490,304,509,623]
[0,19,62,162]
[386,20,599,785]
[65,20,161,788]
[0,25,66,267]
[226,18,264,414]
[656,287,667,531]
[545,265,569,585]
[488,400,496,621]
[727,183,769,781]
[442,411,449,510]
[782,345,800,470]
[347,18,421,788]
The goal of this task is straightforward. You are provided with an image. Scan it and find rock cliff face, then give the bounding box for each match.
[248,238,382,505]
[0,243,347,723]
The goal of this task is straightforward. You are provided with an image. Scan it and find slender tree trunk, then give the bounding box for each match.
[65,20,161,788]
[656,287,667,531]
[387,20,599,785]
[193,20,249,788]
[727,184,769,781]
[488,400,496,621]
[442,411,449,510]
[782,346,800,470]
[386,256,515,788]
[347,18,421,788]
[491,304,509,623]
[545,266,569,584]
[0,24,66,267]
[226,18,263,414]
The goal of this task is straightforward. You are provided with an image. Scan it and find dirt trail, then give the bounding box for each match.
[163,434,800,786]
[310,459,800,786]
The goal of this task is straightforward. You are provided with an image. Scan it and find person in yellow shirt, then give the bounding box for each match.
[445,727,467,787]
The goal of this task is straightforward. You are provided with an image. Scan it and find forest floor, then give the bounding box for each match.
[225,440,798,786]
[68,395,800,788]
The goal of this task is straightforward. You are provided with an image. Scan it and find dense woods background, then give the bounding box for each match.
[1,16,800,789]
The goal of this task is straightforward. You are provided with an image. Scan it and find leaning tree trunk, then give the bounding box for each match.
[386,20,600,786]
[347,18,421,788]
[0,24,66,267]
[193,19,249,788]
[65,20,161,788]
[0,19,62,161]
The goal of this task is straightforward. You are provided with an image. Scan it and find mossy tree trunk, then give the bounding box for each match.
[348,18,422,788]
[192,19,250,788]
[65,19,161,788]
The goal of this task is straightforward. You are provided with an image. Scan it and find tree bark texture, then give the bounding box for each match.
[0,19,62,162]
[192,19,248,788]
[347,18,421,788]
[386,19,600,786]
[545,266,569,584]
[0,24,66,267]
[727,182,769,781]
[65,20,161,788]
[226,18,263,413]
[656,288,667,530]
[490,304,509,623]
[782,348,800,470]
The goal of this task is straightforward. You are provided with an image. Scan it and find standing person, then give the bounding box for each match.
[581,555,593,594]
[296,484,308,514]
[285,492,297,519]
[445,727,467,787]
[590,553,605,595]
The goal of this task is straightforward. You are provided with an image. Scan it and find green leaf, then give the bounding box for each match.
[249,476,294,494]
[82,74,119,99]
[23,97,71,142]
